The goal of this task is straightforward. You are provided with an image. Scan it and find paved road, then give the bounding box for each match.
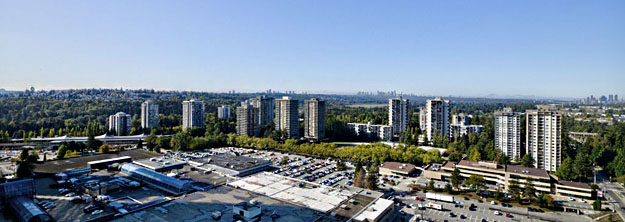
[604,182,625,221]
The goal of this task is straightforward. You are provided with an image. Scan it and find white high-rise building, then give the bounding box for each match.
[217,105,231,119]
[141,100,159,130]
[274,96,299,139]
[494,108,521,161]
[420,97,450,141]
[389,97,409,136]
[526,105,562,172]
[304,98,325,140]
[182,99,205,130]
[109,112,131,136]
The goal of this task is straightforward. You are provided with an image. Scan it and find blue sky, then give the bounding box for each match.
[1,1,624,98]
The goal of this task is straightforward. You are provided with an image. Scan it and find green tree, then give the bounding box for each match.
[18,149,30,161]
[366,163,379,190]
[444,183,452,193]
[555,157,577,181]
[468,148,481,161]
[99,144,111,153]
[521,154,535,168]
[145,134,157,150]
[592,199,601,211]
[495,187,504,200]
[281,156,289,165]
[450,168,461,190]
[137,139,143,149]
[524,178,537,201]
[16,161,34,177]
[508,179,521,198]
[56,145,68,159]
[428,180,435,190]
[465,175,485,191]
[156,136,171,150]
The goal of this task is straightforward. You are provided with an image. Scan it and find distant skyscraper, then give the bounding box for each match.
[251,96,274,126]
[526,105,562,172]
[304,98,325,140]
[389,97,409,136]
[109,112,131,136]
[420,97,450,141]
[274,96,299,139]
[141,100,159,130]
[182,99,205,130]
[217,105,231,119]
[236,101,259,137]
[494,108,521,161]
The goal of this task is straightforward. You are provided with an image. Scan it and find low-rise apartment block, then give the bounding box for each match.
[424,160,592,199]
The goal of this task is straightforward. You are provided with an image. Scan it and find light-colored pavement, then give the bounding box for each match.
[604,182,625,221]
[396,192,593,222]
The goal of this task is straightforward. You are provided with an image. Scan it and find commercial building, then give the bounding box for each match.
[379,162,417,176]
[0,179,52,222]
[109,112,132,136]
[304,98,325,140]
[120,163,193,195]
[250,95,274,126]
[420,97,450,141]
[217,105,231,119]
[494,108,522,161]
[526,105,562,172]
[87,156,132,169]
[274,96,299,139]
[141,100,159,129]
[555,181,592,199]
[352,198,395,222]
[182,99,205,130]
[389,97,409,136]
[347,122,393,141]
[236,101,260,137]
[423,160,593,199]
[189,153,272,177]
[133,157,187,172]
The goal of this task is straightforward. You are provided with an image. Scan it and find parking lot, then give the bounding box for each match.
[395,192,594,222]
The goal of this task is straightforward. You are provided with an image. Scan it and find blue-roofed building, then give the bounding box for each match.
[120,163,192,195]
[7,196,52,222]
[0,179,52,222]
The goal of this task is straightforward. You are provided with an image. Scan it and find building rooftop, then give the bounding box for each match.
[234,202,261,211]
[34,150,161,174]
[380,162,416,174]
[352,198,393,222]
[197,153,271,172]
[457,160,505,172]
[133,157,186,171]
[557,180,590,189]
[506,164,550,178]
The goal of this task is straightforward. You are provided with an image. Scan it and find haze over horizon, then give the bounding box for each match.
[1,1,624,98]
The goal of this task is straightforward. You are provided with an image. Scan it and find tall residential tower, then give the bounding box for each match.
[304,98,325,140]
[420,97,450,141]
[389,97,409,136]
[141,100,159,130]
[274,96,299,139]
[494,108,521,161]
[526,105,562,172]
[109,112,131,136]
[236,101,260,137]
[182,99,205,130]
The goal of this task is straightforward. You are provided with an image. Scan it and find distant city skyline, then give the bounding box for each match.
[1,1,624,98]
